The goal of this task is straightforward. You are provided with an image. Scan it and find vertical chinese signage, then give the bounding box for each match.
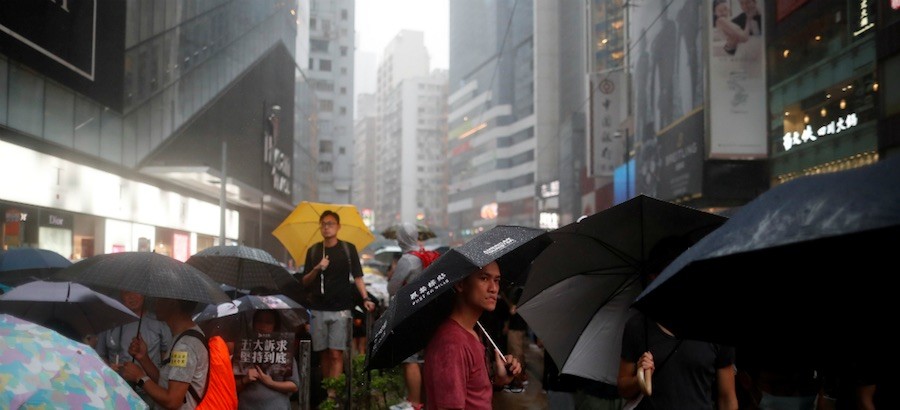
[588,70,626,177]
[707,0,768,159]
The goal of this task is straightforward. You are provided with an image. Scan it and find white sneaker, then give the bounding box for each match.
[389,401,414,410]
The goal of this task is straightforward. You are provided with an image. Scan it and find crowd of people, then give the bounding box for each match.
[33,207,888,410]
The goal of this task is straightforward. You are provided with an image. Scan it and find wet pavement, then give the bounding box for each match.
[493,342,548,410]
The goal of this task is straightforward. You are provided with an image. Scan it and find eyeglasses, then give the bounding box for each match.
[320,221,338,227]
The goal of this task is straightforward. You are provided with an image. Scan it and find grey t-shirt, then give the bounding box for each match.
[238,359,300,410]
[158,326,208,410]
[95,314,172,367]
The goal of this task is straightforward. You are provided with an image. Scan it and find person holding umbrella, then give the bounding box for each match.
[617,237,738,410]
[95,290,172,406]
[121,298,210,410]
[300,210,375,399]
[423,260,523,410]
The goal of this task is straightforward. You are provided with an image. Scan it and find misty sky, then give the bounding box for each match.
[355,0,449,69]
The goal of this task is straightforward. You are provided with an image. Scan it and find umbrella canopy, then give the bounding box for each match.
[52,252,231,304]
[381,223,437,241]
[272,201,375,265]
[0,248,72,286]
[633,156,900,360]
[186,245,304,299]
[517,195,727,384]
[366,225,552,370]
[194,294,309,340]
[0,313,149,409]
[0,280,139,338]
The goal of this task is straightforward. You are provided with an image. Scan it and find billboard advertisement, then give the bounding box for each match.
[708,0,768,158]
[655,110,705,200]
[629,0,705,198]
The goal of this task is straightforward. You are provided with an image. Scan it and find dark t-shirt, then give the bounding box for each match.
[621,313,735,410]
[424,319,492,410]
[303,240,363,311]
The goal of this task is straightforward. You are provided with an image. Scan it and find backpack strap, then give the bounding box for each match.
[164,329,209,404]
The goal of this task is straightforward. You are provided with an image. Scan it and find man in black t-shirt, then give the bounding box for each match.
[617,236,738,409]
[301,210,375,399]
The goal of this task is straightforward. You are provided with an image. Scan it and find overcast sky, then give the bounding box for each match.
[355,0,449,70]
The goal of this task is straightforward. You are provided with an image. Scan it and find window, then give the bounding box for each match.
[310,18,316,29]
[319,140,333,153]
[319,100,333,112]
[340,87,346,95]
[341,9,348,20]
[319,59,332,72]
[340,67,347,75]
[339,147,346,154]
[318,161,332,172]
[339,106,347,115]
[311,39,329,52]
[309,58,314,70]
[340,46,348,56]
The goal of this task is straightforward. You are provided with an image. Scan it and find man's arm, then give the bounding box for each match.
[354,276,375,312]
[716,365,739,410]
[141,379,192,410]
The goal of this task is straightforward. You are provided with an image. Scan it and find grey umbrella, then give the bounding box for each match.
[517,195,727,384]
[0,280,139,338]
[185,245,303,300]
[52,252,231,305]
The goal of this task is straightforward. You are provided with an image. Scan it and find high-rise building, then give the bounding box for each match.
[373,31,448,231]
[308,0,355,203]
[353,93,377,229]
[1,1,309,261]
[447,0,536,242]
[769,0,880,183]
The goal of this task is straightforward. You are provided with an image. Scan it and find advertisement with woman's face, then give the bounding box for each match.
[708,0,767,159]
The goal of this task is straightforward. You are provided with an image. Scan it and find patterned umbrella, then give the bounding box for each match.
[52,252,231,304]
[0,313,148,409]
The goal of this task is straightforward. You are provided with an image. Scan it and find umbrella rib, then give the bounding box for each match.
[553,232,643,271]
[560,273,643,366]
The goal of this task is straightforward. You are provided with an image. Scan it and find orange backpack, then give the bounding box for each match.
[172,330,238,410]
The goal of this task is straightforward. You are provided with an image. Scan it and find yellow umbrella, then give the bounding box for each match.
[273,201,375,265]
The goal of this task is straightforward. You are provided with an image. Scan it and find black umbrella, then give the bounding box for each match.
[52,252,231,305]
[0,280,139,338]
[0,248,72,286]
[517,195,727,384]
[633,156,900,360]
[193,294,309,340]
[366,225,552,370]
[185,245,304,300]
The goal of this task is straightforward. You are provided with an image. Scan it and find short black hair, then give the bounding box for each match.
[320,210,340,224]
[253,309,282,332]
[177,299,199,314]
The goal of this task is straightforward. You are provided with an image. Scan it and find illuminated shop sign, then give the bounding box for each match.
[853,0,875,36]
[782,112,859,151]
[540,181,560,198]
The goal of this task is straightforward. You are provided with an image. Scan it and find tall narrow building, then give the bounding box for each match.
[447,0,536,243]
[353,93,377,229]
[373,31,448,231]
[308,0,355,203]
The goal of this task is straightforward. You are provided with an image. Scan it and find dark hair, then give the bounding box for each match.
[177,299,199,314]
[253,309,281,332]
[320,210,340,224]
[712,0,727,26]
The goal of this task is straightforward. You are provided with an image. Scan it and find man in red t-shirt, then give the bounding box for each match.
[423,261,522,410]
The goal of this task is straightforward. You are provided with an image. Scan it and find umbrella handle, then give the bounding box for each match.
[637,367,652,396]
